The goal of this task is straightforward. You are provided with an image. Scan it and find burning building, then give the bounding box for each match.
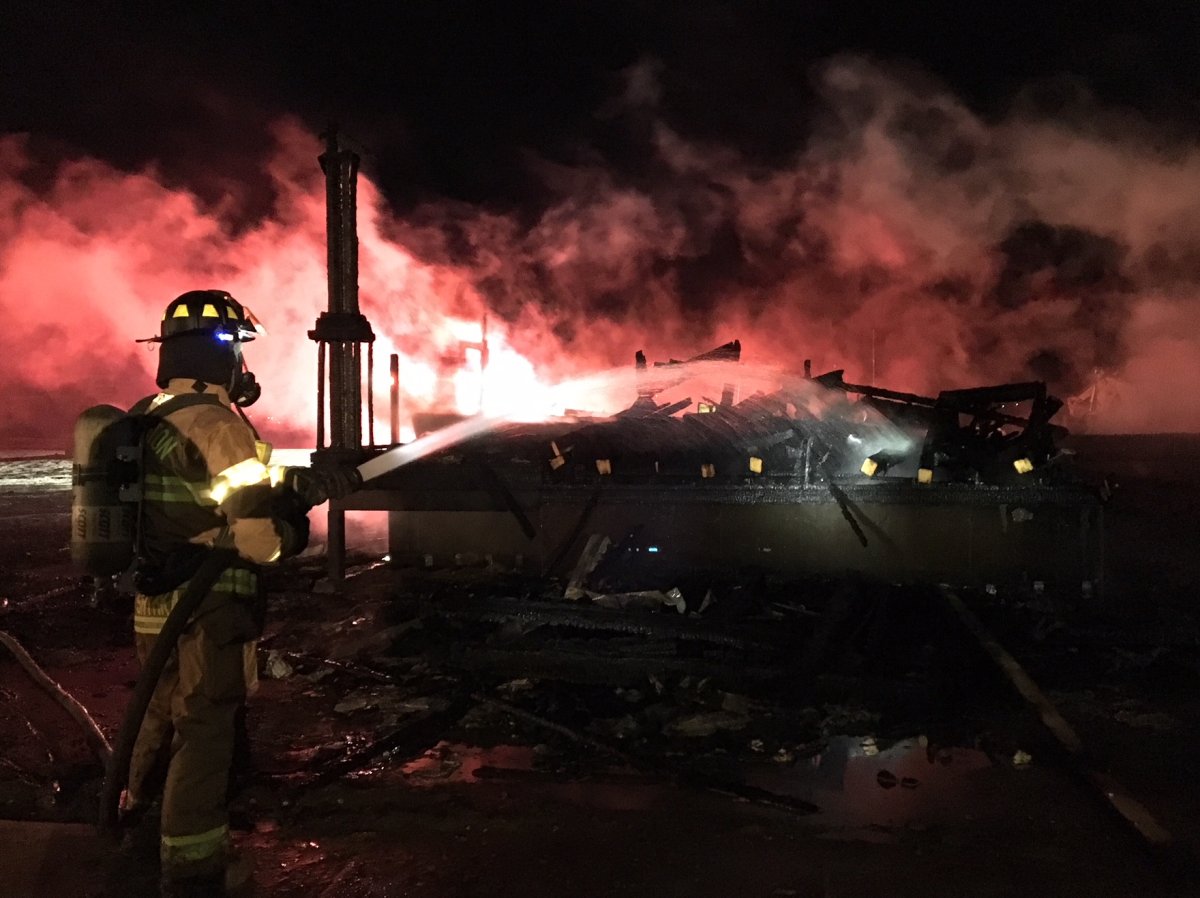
[310,132,1103,595]
[353,356,1102,595]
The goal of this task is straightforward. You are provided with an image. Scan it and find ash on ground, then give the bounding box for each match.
[1,441,1198,897]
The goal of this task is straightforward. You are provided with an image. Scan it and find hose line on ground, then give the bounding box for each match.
[97,549,237,838]
[0,629,113,766]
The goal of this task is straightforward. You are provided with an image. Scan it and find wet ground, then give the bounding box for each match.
[1,446,1199,896]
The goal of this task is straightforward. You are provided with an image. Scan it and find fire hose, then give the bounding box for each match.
[96,454,408,837]
[96,460,371,837]
[98,548,237,837]
[0,629,113,767]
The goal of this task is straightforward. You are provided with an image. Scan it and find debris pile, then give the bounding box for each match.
[368,342,1102,590]
[480,342,1076,487]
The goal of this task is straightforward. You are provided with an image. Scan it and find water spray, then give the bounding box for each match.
[354,358,916,484]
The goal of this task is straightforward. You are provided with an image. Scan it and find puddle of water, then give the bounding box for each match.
[364,736,1015,829]
[398,741,537,785]
[368,741,661,812]
[741,735,999,831]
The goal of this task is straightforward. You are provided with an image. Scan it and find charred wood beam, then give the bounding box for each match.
[622,342,743,411]
[844,382,937,408]
[732,391,790,416]
[282,697,471,789]
[430,595,779,651]
[477,693,821,817]
[941,587,1172,848]
[267,648,397,685]
[473,693,629,759]
[800,440,868,544]
[652,397,694,417]
[471,459,537,539]
[545,485,604,574]
[826,481,869,548]
[847,381,1043,430]
[441,645,782,686]
[821,368,1058,431]
[653,340,742,367]
[938,381,1046,407]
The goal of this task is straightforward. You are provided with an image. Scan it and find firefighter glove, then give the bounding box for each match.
[270,487,311,557]
[286,465,363,508]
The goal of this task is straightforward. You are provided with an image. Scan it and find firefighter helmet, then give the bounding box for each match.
[156,290,265,342]
[149,291,265,405]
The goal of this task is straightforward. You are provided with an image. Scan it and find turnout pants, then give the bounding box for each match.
[127,602,249,880]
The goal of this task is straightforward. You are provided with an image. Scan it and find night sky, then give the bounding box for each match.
[7,2,1200,216]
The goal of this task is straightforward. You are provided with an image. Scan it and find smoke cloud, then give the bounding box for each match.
[2,55,1199,449]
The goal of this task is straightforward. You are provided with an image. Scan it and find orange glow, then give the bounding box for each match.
[5,67,1200,448]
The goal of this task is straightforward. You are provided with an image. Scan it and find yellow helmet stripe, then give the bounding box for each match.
[201,303,219,318]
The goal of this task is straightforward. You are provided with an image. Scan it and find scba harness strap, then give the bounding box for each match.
[128,389,224,420]
[127,391,230,597]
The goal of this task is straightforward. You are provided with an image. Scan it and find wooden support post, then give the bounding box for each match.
[315,343,326,450]
[327,502,346,583]
[390,352,400,445]
[367,340,375,448]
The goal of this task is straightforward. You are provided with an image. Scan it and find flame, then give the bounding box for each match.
[5,54,1200,447]
[0,119,570,448]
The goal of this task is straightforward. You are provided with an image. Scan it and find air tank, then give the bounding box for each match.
[70,404,136,576]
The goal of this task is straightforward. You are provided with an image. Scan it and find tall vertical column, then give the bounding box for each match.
[326,131,361,450]
[309,126,375,463]
[324,128,359,319]
[309,127,377,585]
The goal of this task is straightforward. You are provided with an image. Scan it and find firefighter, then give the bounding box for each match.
[121,290,358,897]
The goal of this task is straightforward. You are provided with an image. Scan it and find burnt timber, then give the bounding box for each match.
[340,356,1103,592]
[305,132,1101,592]
[352,462,1101,591]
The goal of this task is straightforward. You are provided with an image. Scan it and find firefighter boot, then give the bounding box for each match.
[160,871,224,898]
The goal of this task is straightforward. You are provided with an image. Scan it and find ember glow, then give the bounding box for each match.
[0,120,557,447]
[3,57,1200,447]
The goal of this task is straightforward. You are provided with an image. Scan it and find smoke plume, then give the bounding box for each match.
[2,56,1199,448]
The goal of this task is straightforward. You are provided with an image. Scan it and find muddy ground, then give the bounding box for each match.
[1,439,1198,897]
